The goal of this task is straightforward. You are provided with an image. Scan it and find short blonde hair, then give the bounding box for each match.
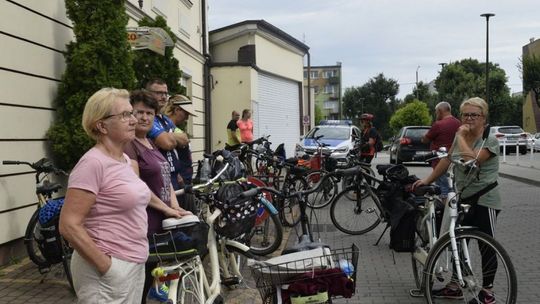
[460,97,488,118]
[82,88,130,140]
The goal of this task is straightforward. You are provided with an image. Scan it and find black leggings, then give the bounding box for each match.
[461,204,500,288]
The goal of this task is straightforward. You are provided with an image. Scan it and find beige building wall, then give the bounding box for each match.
[210,66,254,151]
[0,1,206,260]
[255,35,304,81]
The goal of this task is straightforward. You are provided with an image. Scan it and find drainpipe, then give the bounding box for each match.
[202,0,212,153]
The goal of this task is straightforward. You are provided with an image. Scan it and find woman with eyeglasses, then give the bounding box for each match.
[413,97,501,303]
[124,90,192,303]
[59,88,175,303]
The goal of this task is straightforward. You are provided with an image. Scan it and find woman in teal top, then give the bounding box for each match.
[413,97,500,303]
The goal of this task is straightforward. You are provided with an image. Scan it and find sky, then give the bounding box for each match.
[207,0,540,99]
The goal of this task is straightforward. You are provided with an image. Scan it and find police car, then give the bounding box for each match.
[295,120,361,165]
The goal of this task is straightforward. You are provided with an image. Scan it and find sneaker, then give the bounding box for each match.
[148,283,169,302]
[432,286,464,299]
[468,289,496,304]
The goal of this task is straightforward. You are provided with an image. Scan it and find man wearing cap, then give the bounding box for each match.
[163,94,196,185]
[145,79,189,193]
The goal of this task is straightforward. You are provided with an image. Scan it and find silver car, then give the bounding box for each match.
[489,126,529,154]
[534,133,540,152]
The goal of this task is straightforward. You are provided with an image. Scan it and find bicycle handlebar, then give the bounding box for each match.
[2,158,67,175]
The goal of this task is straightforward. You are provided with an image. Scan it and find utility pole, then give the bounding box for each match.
[416,66,420,100]
[481,13,495,103]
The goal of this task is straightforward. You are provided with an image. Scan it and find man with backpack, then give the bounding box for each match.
[359,113,381,163]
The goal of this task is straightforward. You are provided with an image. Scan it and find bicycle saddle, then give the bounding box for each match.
[413,185,441,196]
[162,215,200,230]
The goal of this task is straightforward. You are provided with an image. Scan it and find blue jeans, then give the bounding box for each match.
[435,173,451,199]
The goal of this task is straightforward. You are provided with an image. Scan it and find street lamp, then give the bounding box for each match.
[481,13,495,103]
[415,66,421,100]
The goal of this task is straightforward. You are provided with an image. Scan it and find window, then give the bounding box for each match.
[324,84,335,94]
[180,73,194,134]
[310,71,318,79]
[152,0,168,18]
[323,70,337,78]
[178,8,191,38]
[303,71,308,79]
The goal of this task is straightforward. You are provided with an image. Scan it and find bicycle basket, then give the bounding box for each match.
[148,222,209,263]
[214,183,258,239]
[38,197,64,225]
[249,244,359,304]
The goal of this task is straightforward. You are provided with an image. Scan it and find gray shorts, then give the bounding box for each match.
[71,250,145,304]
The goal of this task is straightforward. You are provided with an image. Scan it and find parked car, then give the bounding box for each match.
[489,126,529,154]
[388,126,430,164]
[534,133,540,152]
[295,121,361,165]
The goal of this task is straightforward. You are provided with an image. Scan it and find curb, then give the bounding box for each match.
[499,172,540,187]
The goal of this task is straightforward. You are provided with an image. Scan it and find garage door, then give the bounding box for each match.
[256,73,300,158]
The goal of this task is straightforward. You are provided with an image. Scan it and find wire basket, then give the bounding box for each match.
[249,244,359,304]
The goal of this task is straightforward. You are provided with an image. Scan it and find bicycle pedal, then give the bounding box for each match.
[366,207,376,213]
[221,276,241,287]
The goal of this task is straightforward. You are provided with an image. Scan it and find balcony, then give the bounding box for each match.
[328,76,340,85]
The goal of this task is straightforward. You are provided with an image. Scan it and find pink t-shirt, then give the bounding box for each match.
[68,147,151,263]
[237,119,254,142]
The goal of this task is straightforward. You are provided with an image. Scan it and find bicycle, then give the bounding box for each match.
[2,158,74,293]
[196,150,284,256]
[149,150,258,304]
[303,134,339,209]
[240,167,362,303]
[409,144,517,303]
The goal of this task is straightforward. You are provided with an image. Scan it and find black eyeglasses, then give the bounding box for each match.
[149,90,170,98]
[103,111,135,121]
[460,112,483,120]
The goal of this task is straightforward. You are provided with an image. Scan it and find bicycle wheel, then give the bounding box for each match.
[247,206,283,256]
[342,166,374,200]
[424,230,517,304]
[279,176,307,227]
[60,236,75,294]
[24,209,49,268]
[329,185,382,235]
[305,171,338,209]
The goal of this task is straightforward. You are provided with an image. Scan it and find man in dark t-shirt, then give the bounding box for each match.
[226,111,242,150]
[422,101,461,200]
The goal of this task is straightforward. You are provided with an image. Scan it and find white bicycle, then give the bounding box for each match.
[410,133,517,303]
[149,150,256,304]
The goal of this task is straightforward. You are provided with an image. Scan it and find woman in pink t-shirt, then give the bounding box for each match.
[237,108,254,143]
[59,88,184,303]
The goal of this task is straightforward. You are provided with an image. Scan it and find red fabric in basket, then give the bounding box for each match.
[281,268,354,303]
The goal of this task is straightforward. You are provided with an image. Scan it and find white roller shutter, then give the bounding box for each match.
[256,73,300,158]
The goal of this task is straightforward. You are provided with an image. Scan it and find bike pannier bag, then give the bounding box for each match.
[389,207,416,252]
[37,198,65,264]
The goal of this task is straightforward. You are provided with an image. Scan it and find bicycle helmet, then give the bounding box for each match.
[38,198,65,225]
[360,113,374,121]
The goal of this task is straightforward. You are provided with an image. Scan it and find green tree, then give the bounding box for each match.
[132,16,184,94]
[434,58,510,124]
[519,54,540,108]
[47,0,136,170]
[389,100,432,132]
[314,104,324,125]
[403,81,438,112]
[342,73,399,138]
